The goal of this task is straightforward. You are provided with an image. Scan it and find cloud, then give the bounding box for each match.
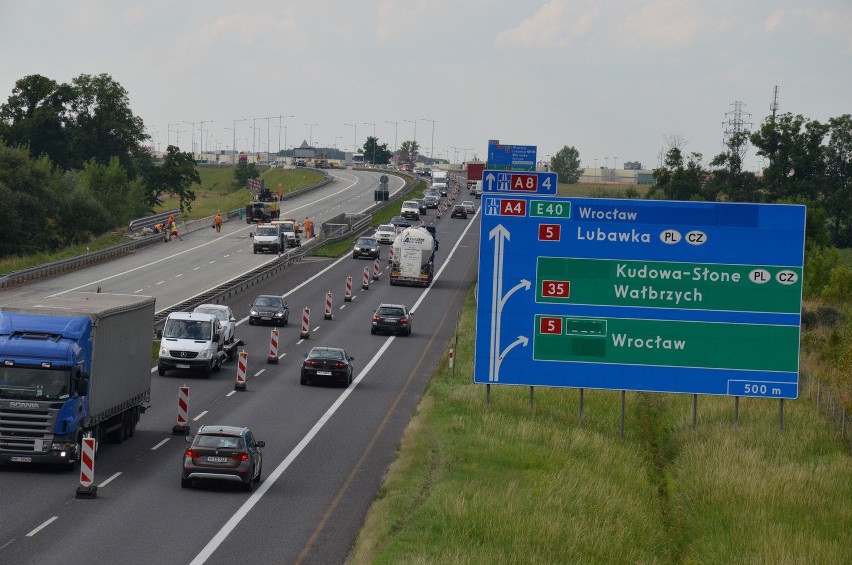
[617,0,711,51]
[495,1,599,49]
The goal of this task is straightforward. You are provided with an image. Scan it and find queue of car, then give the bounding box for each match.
[179,178,469,491]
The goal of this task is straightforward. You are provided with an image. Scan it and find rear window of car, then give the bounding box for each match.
[196,435,243,449]
[378,307,405,316]
[309,349,345,360]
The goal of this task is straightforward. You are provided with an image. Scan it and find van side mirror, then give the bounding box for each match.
[75,375,89,397]
[249,232,253,238]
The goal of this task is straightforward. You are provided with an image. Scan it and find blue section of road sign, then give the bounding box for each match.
[487,142,537,167]
[473,196,806,398]
[482,170,557,195]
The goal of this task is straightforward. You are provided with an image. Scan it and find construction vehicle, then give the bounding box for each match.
[245,187,280,224]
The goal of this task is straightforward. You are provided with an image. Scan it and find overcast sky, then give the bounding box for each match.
[2,1,850,172]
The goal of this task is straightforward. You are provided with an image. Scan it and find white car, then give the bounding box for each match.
[461,201,476,214]
[400,200,421,221]
[374,224,397,244]
[193,304,236,346]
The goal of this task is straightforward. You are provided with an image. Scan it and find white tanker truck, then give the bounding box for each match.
[389,226,437,287]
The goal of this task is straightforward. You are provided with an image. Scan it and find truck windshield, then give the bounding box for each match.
[0,366,71,400]
[255,227,278,236]
[164,319,212,340]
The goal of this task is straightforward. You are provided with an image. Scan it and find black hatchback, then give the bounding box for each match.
[450,205,468,219]
[300,347,355,387]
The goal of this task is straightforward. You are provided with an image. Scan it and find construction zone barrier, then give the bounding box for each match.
[75,437,98,498]
[172,386,190,435]
[235,351,247,391]
[362,266,370,290]
[324,291,333,320]
[268,329,279,364]
[300,307,311,339]
[372,258,381,281]
[344,275,353,302]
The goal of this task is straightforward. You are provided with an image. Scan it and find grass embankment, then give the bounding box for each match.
[352,293,851,563]
[155,166,325,219]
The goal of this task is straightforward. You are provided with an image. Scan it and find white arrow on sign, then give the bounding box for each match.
[488,224,530,382]
[485,172,496,192]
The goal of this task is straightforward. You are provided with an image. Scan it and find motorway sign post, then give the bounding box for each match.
[487,141,537,171]
[474,189,807,399]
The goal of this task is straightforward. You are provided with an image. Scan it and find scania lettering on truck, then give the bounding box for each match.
[0,292,155,467]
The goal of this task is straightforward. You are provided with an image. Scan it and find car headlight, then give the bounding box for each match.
[274,312,284,317]
[159,347,168,356]
[198,348,212,360]
[250,309,258,316]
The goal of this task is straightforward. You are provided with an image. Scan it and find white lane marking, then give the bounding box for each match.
[156,281,165,285]
[278,352,286,360]
[192,410,208,422]
[193,266,202,271]
[312,326,320,332]
[175,273,183,278]
[209,260,216,264]
[26,517,58,537]
[151,438,170,450]
[223,254,230,258]
[189,206,479,565]
[226,391,236,397]
[254,369,265,377]
[98,472,122,487]
[339,305,346,310]
[135,289,144,293]
[296,339,305,344]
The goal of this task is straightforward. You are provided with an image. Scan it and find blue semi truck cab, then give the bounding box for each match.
[0,292,155,466]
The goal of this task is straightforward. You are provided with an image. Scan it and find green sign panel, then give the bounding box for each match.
[533,315,800,372]
[536,257,802,314]
[529,200,571,219]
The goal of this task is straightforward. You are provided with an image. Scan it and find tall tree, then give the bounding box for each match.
[649,147,707,201]
[707,131,762,202]
[67,73,147,172]
[398,140,419,163]
[550,145,583,184]
[362,136,392,165]
[750,113,827,203]
[822,114,852,246]
[145,145,199,212]
[0,74,74,169]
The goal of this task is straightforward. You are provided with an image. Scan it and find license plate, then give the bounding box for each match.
[317,371,332,376]
[206,456,228,463]
[261,317,271,320]
[386,318,398,322]
[10,456,32,462]
[177,364,190,369]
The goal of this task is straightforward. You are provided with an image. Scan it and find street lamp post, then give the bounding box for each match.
[385,120,398,159]
[304,123,317,147]
[231,118,246,163]
[183,121,197,157]
[198,120,212,161]
[421,118,435,160]
[167,123,179,148]
[344,123,357,153]
[403,119,417,157]
[276,115,294,155]
[363,122,376,164]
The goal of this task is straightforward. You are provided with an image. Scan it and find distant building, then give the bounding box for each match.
[294,140,316,159]
[624,161,642,170]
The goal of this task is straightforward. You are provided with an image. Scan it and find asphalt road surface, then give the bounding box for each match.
[0,178,481,564]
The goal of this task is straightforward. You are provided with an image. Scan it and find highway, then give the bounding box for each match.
[0,172,482,564]
[0,169,406,308]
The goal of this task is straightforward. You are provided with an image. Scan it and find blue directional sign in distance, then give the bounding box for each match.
[487,142,537,170]
[482,170,557,196]
[474,195,807,399]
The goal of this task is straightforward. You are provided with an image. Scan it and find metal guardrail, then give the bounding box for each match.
[128,209,179,232]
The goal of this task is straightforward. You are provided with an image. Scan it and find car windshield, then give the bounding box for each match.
[0,366,71,400]
[195,307,228,322]
[403,201,418,207]
[256,226,278,236]
[254,297,283,308]
[378,225,393,232]
[357,238,376,245]
[308,349,345,361]
[164,319,212,340]
[377,307,405,316]
[195,434,243,449]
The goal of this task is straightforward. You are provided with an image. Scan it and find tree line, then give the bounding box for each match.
[0,73,199,259]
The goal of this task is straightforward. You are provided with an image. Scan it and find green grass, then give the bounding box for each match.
[351,287,852,564]
[156,166,325,220]
[0,232,129,275]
